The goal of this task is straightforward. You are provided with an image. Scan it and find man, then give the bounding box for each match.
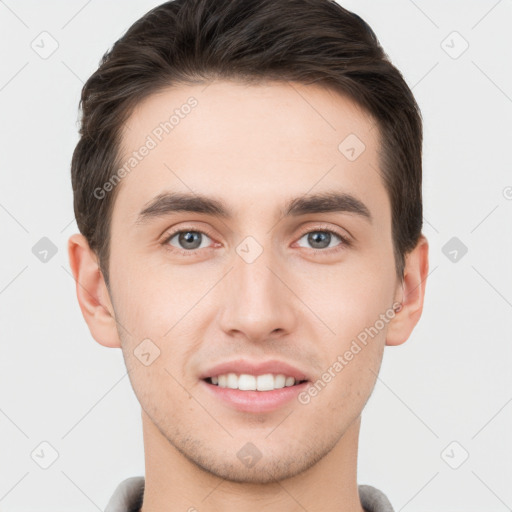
[68,0,429,510]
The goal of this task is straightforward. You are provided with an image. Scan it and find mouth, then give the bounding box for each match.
[198,359,312,412]
[199,358,311,387]
[200,374,310,413]
[202,374,309,391]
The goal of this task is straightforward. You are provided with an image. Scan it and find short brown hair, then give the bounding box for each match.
[71,0,423,288]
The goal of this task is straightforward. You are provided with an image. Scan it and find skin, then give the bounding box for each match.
[68,80,429,512]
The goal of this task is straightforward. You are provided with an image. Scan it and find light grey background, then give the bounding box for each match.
[1,1,511,510]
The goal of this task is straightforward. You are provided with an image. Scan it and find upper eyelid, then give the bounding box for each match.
[163,223,347,237]
[297,223,348,237]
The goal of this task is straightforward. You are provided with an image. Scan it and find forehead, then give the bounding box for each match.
[113,80,387,225]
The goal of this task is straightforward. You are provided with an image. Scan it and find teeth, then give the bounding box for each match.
[209,373,303,391]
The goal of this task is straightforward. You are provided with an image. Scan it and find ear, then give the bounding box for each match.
[386,235,429,346]
[67,233,121,348]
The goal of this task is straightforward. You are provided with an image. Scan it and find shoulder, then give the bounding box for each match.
[358,484,395,512]
[105,476,145,512]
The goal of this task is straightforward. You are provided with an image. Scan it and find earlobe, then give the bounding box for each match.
[67,233,121,349]
[386,235,429,346]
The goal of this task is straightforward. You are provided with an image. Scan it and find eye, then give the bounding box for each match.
[295,227,350,252]
[161,225,351,257]
[163,229,214,254]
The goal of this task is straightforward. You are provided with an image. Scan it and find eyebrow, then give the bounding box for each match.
[135,191,372,225]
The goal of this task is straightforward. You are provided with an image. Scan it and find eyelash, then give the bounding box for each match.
[161,224,351,257]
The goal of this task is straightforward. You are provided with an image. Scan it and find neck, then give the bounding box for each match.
[139,410,365,512]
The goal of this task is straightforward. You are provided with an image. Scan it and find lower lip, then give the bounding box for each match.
[201,379,309,413]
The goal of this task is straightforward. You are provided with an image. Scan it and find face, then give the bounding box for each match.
[106,80,401,483]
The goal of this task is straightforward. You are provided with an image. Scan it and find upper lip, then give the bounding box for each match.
[200,358,310,382]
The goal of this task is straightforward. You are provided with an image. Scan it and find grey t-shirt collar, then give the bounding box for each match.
[105,476,395,512]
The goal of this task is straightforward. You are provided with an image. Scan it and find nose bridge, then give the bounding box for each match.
[217,235,296,340]
[237,242,279,301]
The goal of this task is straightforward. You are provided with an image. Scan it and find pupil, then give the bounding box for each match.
[180,231,201,249]
[309,231,330,249]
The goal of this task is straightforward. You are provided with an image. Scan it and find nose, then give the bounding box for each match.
[216,245,298,344]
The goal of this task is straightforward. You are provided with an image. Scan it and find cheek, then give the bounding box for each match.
[109,245,200,329]
[293,259,394,329]
[292,261,393,396]
[122,345,196,425]
[109,255,212,383]
[301,277,388,415]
